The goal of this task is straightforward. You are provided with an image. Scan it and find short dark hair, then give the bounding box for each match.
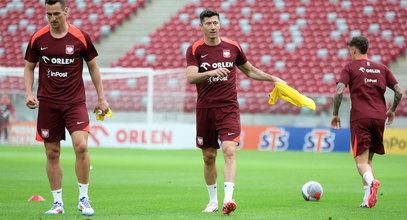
[347,36,369,54]
[45,0,65,9]
[200,9,219,23]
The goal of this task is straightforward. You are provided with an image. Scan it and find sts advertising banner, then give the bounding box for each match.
[240,126,350,152]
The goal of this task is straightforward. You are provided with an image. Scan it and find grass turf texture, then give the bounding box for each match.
[0,146,406,220]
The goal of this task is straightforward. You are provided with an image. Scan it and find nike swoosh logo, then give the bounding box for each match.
[201,54,208,58]
[228,133,235,136]
[41,47,48,50]
[77,122,85,125]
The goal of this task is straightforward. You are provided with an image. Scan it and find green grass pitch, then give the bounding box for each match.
[0,146,406,220]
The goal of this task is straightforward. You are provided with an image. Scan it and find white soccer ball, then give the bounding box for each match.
[302,181,323,201]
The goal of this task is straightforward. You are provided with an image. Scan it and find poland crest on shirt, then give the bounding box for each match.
[223,49,231,58]
[41,129,49,138]
[65,45,74,55]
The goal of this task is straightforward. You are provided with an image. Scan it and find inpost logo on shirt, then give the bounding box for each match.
[208,76,228,83]
[364,78,378,83]
[46,68,68,78]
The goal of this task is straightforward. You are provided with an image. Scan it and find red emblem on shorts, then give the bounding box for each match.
[41,129,49,138]
[223,49,231,58]
[65,45,74,55]
[197,136,204,145]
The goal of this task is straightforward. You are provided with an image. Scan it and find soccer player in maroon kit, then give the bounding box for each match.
[23,0,109,216]
[331,36,403,208]
[186,9,285,215]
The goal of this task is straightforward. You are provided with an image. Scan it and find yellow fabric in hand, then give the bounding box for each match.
[96,108,113,121]
[268,82,316,110]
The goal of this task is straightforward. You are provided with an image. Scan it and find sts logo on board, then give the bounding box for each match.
[303,129,335,152]
[258,128,289,151]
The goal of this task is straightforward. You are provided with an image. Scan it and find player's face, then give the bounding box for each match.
[45,3,68,30]
[200,16,220,40]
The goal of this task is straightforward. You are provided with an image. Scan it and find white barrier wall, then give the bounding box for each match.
[64,122,196,149]
[9,122,196,149]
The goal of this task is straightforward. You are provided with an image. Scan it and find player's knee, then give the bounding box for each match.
[203,153,216,164]
[46,148,60,160]
[74,142,88,155]
[222,146,236,159]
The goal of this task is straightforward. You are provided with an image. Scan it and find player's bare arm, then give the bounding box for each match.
[237,61,285,83]
[331,82,346,129]
[186,65,229,84]
[389,84,403,112]
[23,61,39,109]
[87,58,109,115]
[386,84,403,125]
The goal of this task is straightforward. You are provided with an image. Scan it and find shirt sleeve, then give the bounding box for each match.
[186,45,198,67]
[384,66,398,88]
[337,64,350,85]
[235,44,247,66]
[82,32,98,62]
[24,35,39,63]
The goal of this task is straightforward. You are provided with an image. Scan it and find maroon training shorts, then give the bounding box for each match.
[196,105,241,149]
[36,101,90,142]
[350,118,385,158]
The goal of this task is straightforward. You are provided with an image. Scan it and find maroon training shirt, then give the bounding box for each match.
[338,58,398,122]
[25,24,98,104]
[186,38,247,108]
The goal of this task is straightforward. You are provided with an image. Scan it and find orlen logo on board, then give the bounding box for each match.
[303,129,335,152]
[258,127,289,151]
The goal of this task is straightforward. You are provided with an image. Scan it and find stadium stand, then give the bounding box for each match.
[1,0,406,115]
[110,0,406,114]
[0,0,145,67]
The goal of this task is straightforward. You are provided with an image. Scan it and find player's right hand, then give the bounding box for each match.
[330,115,341,129]
[26,95,39,109]
[385,109,395,125]
[209,68,230,78]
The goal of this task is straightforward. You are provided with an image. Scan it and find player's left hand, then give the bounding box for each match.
[330,115,341,129]
[94,99,110,116]
[385,109,395,125]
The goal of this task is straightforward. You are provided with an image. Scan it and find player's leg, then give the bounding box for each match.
[216,105,240,215]
[37,101,65,214]
[360,150,374,208]
[365,119,385,208]
[64,102,94,215]
[44,141,65,214]
[368,152,374,175]
[64,102,90,185]
[202,147,219,212]
[351,119,374,208]
[202,147,218,186]
[71,130,90,185]
[71,130,94,216]
[367,151,380,208]
[221,140,238,215]
[196,108,220,212]
[352,119,382,208]
[222,140,237,189]
[354,149,371,208]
